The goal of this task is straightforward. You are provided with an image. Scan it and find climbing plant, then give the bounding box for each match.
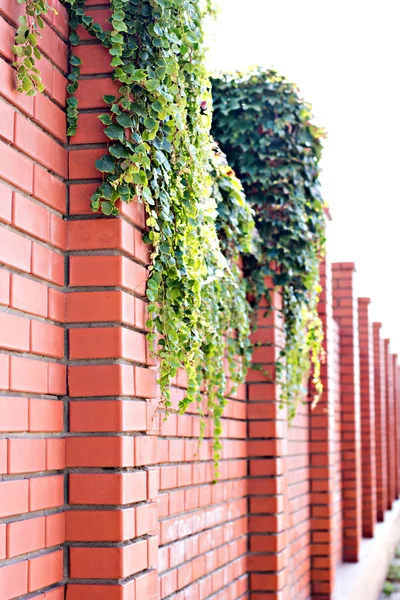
[211,68,326,417]
[12,0,254,478]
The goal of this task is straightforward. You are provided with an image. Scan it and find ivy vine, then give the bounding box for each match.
[211,68,326,417]
[12,0,255,478]
[12,2,326,468]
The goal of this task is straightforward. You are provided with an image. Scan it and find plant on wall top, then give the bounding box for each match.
[211,67,326,417]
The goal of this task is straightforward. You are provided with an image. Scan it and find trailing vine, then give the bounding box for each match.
[211,68,326,417]
[12,0,254,478]
[12,0,56,94]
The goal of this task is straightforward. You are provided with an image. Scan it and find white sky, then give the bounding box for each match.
[206,0,400,351]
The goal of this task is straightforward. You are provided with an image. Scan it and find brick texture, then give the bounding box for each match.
[1,7,400,600]
[332,263,362,562]
[0,1,67,596]
[357,298,376,537]
[373,323,388,521]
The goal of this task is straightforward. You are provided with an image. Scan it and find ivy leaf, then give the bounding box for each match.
[109,144,130,158]
[103,95,117,104]
[95,154,115,173]
[98,113,113,125]
[101,201,113,215]
[104,124,125,141]
[116,113,132,128]
[131,69,147,81]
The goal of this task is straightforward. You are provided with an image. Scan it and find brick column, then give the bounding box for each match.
[65,13,158,597]
[393,355,399,499]
[332,263,361,562]
[396,362,400,497]
[0,0,68,597]
[248,285,290,600]
[373,323,387,521]
[357,298,376,537]
[309,260,339,599]
[384,340,396,509]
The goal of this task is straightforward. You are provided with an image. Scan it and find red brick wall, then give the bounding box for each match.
[309,260,342,599]
[358,298,376,537]
[1,10,400,600]
[0,0,67,596]
[331,263,362,563]
[373,323,387,521]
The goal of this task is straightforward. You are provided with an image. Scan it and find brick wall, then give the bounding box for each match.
[0,0,67,596]
[1,9,400,600]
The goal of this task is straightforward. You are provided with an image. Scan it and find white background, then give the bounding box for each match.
[207,0,400,351]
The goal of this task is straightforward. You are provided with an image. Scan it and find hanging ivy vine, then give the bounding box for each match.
[12,2,326,466]
[211,68,326,418]
[12,0,255,478]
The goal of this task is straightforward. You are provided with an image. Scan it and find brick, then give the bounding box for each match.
[0,311,30,352]
[48,288,65,322]
[66,437,134,468]
[29,399,63,432]
[31,243,64,286]
[30,320,64,358]
[48,362,66,395]
[68,219,134,255]
[0,480,29,517]
[0,98,14,141]
[8,438,46,474]
[66,508,135,542]
[69,471,147,505]
[14,113,67,178]
[66,290,134,325]
[30,475,64,511]
[34,92,66,143]
[0,561,28,598]
[46,438,65,470]
[75,77,120,110]
[66,583,135,600]
[0,524,5,560]
[135,366,157,398]
[68,364,134,397]
[33,164,66,213]
[13,193,50,242]
[7,516,46,558]
[69,400,146,433]
[69,147,104,180]
[10,356,48,394]
[0,269,10,305]
[73,111,107,144]
[70,540,147,579]
[69,327,146,363]
[11,273,48,317]
[0,225,31,272]
[74,44,112,75]
[0,396,28,431]
[50,214,67,250]
[136,503,157,536]
[28,550,64,592]
[45,512,66,548]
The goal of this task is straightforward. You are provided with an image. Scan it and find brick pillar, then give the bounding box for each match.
[65,15,159,597]
[384,340,396,509]
[248,284,290,600]
[0,0,68,597]
[331,263,361,562]
[393,355,399,499]
[309,260,338,599]
[373,323,387,521]
[357,298,376,537]
[396,362,400,497]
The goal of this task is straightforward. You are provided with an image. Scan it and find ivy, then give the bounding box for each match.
[12,0,254,478]
[211,68,326,417]
[12,0,57,95]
